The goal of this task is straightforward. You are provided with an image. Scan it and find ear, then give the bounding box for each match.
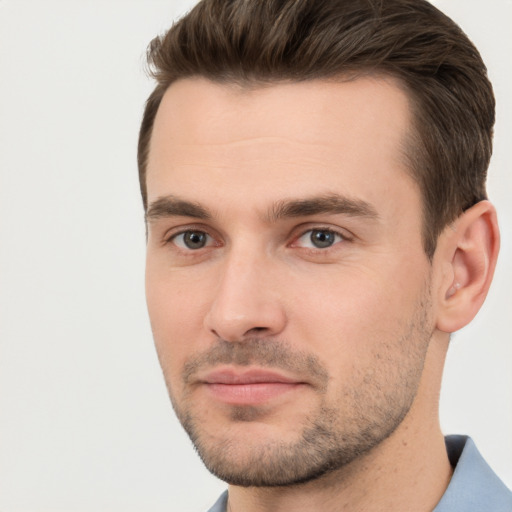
[435,200,500,333]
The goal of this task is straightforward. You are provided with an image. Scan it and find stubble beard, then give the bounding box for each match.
[161,289,434,487]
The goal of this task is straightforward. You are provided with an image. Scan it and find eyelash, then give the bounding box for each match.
[292,227,349,250]
[164,225,352,253]
[164,225,218,250]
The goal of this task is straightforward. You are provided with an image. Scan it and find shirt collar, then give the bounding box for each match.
[434,435,512,511]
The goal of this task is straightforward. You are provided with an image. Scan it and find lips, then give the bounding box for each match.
[200,368,305,405]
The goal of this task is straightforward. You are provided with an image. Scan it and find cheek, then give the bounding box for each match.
[289,263,427,367]
[145,261,212,373]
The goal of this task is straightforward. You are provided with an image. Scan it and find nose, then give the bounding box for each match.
[203,249,287,342]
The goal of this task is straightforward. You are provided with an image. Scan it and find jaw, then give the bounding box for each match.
[223,338,451,512]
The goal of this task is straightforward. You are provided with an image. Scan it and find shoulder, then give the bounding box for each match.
[434,435,512,512]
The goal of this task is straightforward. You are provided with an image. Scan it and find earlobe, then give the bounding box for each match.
[436,200,500,333]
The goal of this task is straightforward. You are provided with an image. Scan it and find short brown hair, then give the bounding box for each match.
[138,0,495,258]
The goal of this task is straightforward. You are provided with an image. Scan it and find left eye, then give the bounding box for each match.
[171,230,213,250]
[296,229,344,249]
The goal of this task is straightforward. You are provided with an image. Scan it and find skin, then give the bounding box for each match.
[144,77,499,512]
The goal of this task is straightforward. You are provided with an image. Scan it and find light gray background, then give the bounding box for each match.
[0,1,510,511]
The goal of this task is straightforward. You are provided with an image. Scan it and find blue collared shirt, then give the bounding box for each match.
[435,435,511,511]
[207,436,512,511]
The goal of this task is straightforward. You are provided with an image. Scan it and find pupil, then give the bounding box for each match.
[184,231,206,249]
[311,230,335,248]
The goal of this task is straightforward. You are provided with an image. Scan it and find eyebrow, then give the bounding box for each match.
[267,194,379,222]
[145,193,379,223]
[146,196,211,222]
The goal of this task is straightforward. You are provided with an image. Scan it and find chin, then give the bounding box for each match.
[181,402,409,487]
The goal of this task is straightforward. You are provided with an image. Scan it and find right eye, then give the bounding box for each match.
[171,230,214,250]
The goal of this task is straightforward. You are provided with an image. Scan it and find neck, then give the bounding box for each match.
[227,335,452,512]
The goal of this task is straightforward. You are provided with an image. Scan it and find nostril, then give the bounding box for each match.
[246,327,268,335]
[204,297,287,342]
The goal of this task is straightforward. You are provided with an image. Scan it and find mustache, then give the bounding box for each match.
[182,338,329,388]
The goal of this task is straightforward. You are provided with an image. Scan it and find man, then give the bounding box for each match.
[138,0,511,510]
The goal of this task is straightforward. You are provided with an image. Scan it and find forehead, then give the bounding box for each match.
[150,75,412,150]
[146,77,418,219]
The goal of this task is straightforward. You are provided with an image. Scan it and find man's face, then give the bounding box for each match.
[145,77,436,486]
